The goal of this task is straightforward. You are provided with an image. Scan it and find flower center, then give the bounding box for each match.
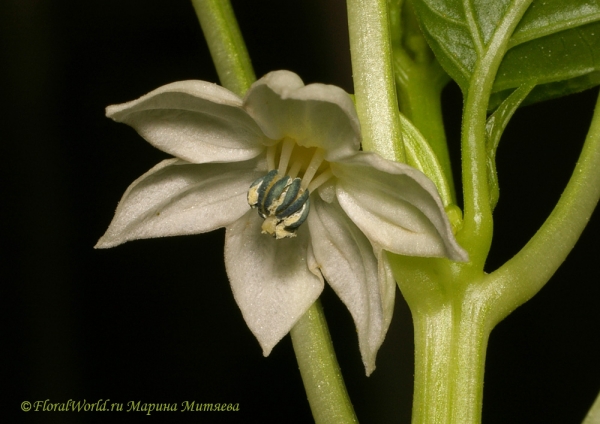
[247,138,334,239]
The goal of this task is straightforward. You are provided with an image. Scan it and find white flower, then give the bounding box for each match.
[96,70,467,374]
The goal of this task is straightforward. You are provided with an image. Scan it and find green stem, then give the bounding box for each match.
[394,55,455,200]
[411,289,492,424]
[190,0,255,96]
[487,90,600,324]
[391,0,456,201]
[393,5,536,422]
[346,0,405,162]
[290,300,359,424]
[390,254,491,424]
[457,0,533,267]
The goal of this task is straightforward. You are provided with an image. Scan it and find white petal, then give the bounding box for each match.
[225,211,324,356]
[333,153,468,262]
[374,245,396,339]
[95,157,266,248]
[106,80,266,163]
[307,197,391,375]
[243,70,360,162]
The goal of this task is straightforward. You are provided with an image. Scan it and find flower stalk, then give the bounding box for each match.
[190,3,357,422]
[290,300,359,424]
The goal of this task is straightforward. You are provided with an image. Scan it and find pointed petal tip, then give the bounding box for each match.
[95,229,132,249]
[105,104,117,118]
[261,344,274,358]
[105,103,127,121]
[94,236,120,249]
[364,359,376,377]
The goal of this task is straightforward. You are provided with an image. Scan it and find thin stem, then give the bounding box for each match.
[394,58,455,200]
[190,4,356,422]
[488,89,600,324]
[392,0,456,201]
[190,0,255,96]
[347,0,405,162]
[458,0,533,267]
[290,300,359,424]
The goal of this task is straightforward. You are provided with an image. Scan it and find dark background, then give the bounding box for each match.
[2,0,598,423]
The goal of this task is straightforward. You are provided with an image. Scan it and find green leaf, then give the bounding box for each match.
[509,0,600,48]
[411,0,600,104]
[410,0,514,92]
[494,18,600,102]
[489,70,600,109]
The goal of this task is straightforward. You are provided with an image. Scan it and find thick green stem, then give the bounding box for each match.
[191,0,255,96]
[411,290,492,424]
[290,300,359,424]
[408,71,600,424]
[390,254,492,424]
[347,0,405,162]
[392,6,537,423]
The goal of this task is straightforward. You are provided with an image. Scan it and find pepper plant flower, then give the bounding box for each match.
[96,70,467,374]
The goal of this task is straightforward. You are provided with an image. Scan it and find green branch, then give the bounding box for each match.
[488,90,600,323]
[458,0,533,267]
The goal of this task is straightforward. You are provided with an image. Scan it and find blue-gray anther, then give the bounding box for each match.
[247,170,311,239]
[248,170,278,217]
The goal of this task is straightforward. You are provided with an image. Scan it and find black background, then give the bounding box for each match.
[2,0,599,423]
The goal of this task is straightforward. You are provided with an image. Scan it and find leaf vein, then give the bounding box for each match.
[463,0,484,54]
[509,12,600,48]
[430,35,471,83]
[420,0,468,27]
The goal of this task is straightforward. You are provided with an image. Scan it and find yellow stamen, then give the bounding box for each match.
[287,161,302,179]
[278,138,295,175]
[266,145,277,171]
[301,148,326,190]
[308,169,334,192]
